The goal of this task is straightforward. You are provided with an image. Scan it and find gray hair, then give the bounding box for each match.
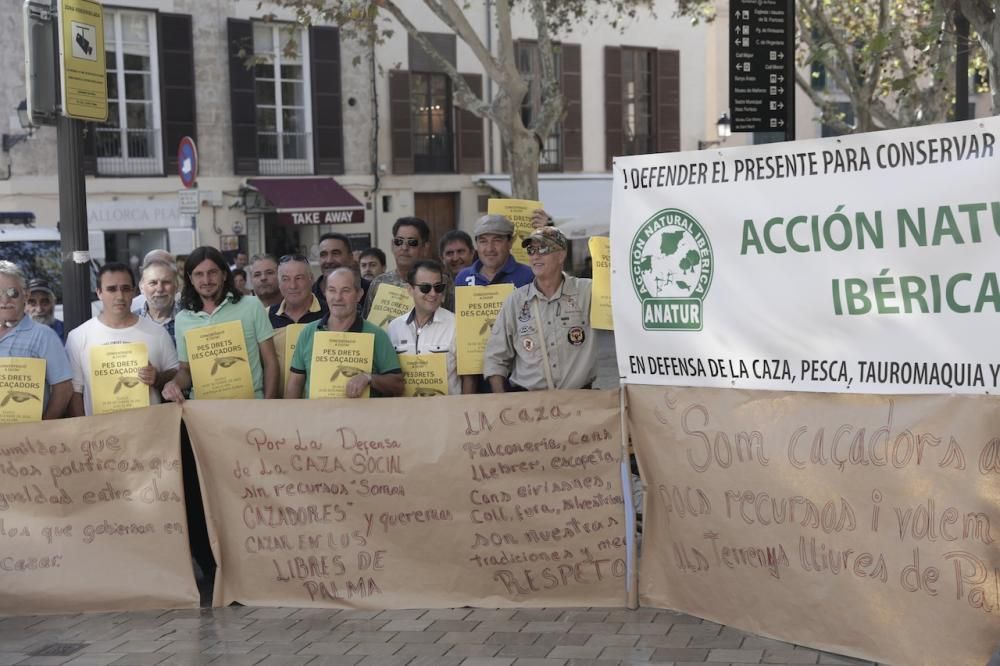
[327,266,362,291]
[0,261,26,289]
[250,253,278,266]
[140,258,178,280]
[141,249,174,271]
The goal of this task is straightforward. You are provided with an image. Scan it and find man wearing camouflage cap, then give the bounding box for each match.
[483,226,596,392]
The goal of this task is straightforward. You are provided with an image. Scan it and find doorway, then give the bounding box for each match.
[414,192,457,259]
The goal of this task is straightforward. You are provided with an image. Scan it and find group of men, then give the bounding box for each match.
[0,208,598,420]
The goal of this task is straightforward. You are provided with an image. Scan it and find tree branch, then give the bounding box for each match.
[424,0,506,83]
[379,0,492,118]
[530,0,565,139]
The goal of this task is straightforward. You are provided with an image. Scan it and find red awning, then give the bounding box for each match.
[247,177,365,225]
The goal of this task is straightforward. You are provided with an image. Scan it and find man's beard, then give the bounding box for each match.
[30,312,55,326]
[255,284,279,299]
[147,294,175,311]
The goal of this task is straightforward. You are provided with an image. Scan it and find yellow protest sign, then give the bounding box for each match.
[308,331,374,399]
[588,236,613,330]
[88,343,150,415]
[58,0,108,121]
[272,324,305,398]
[0,357,46,424]
[455,284,514,375]
[399,353,448,397]
[185,321,254,399]
[368,283,413,329]
[488,198,542,264]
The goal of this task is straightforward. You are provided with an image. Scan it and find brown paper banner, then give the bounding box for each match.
[0,404,198,615]
[183,390,628,609]
[627,384,1000,666]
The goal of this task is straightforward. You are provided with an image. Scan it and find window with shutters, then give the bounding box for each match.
[410,73,454,173]
[516,41,562,171]
[253,23,313,175]
[97,10,162,176]
[621,48,655,156]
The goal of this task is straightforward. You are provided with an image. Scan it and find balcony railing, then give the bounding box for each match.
[257,131,312,175]
[95,127,162,176]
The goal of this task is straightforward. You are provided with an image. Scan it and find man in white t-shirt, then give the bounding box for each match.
[66,262,179,416]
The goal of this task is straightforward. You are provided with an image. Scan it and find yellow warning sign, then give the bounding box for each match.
[58,0,107,121]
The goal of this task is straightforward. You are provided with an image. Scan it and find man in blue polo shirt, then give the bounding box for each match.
[0,261,72,419]
[455,214,534,393]
[455,214,534,288]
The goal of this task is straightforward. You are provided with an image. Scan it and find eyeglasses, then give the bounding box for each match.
[414,282,446,294]
[1,287,20,299]
[279,254,309,264]
[525,244,557,256]
[393,237,421,248]
[102,285,135,294]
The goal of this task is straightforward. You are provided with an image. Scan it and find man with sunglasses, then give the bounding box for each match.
[66,262,178,416]
[0,261,73,419]
[363,217,455,316]
[286,266,403,400]
[483,227,596,392]
[387,259,460,395]
[269,255,326,329]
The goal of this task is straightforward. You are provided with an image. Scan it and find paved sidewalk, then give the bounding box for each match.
[0,606,882,666]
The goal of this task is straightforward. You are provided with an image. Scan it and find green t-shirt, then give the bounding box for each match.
[290,315,401,398]
[175,295,274,399]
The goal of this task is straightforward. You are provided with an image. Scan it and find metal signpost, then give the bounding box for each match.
[177,136,199,233]
[729,0,795,140]
[54,0,107,331]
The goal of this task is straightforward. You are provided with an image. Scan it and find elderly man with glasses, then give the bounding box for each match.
[483,227,596,392]
[387,259,460,395]
[0,261,73,419]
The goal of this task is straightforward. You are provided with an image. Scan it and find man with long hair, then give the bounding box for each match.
[162,246,278,401]
[159,246,278,597]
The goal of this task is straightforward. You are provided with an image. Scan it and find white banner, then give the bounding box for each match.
[610,118,1000,394]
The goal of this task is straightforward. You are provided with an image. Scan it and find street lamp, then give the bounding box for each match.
[698,112,732,150]
[2,100,35,152]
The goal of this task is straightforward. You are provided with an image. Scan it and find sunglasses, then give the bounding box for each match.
[414,282,446,294]
[525,244,557,256]
[393,237,421,248]
[279,254,309,263]
[1,287,21,299]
